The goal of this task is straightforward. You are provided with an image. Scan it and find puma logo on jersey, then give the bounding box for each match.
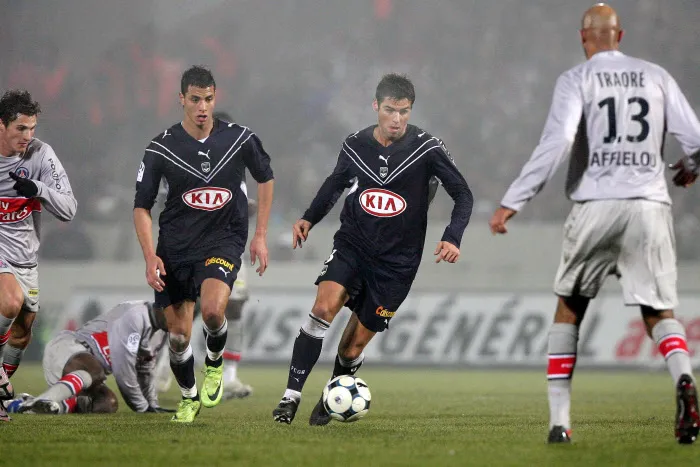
[359,188,406,217]
[198,149,211,159]
[219,267,231,277]
[378,155,390,165]
[162,130,171,139]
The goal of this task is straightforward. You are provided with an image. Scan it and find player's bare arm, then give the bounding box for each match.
[250,179,273,276]
[133,208,166,292]
[489,206,517,235]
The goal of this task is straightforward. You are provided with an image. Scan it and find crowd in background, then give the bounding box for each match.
[2,0,700,260]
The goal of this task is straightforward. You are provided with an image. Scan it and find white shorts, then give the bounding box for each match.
[554,199,677,310]
[0,258,39,312]
[42,331,89,385]
[230,262,249,301]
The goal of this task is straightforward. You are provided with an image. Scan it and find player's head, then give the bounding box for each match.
[0,90,41,155]
[373,73,415,142]
[179,65,216,129]
[580,3,623,60]
[214,111,233,123]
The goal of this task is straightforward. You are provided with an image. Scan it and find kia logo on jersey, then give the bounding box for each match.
[359,188,406,217]
[182,187,232,211]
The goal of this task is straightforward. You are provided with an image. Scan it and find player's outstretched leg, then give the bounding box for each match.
[309,353,365,426]
[20,370,93,415]
[650,316,699,444]
[273,313,330,424]
[546,322,578,443]
[201,318,227,408]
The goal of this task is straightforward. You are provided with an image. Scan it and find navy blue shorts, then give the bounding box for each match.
[154,252,241,308]
[315,242,414,333]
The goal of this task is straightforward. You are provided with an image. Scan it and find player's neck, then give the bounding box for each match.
[181,119,214,141]
[373,126,402,147]
[586,44,619,59]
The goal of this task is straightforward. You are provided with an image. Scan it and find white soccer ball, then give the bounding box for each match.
[322,375,371,422]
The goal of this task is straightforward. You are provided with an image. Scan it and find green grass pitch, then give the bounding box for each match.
[1,364,697,466]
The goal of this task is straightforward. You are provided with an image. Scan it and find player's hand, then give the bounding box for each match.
[292,219,312,249]
[669,156,699,188]
[489,206,517,235]
[145,254,166,292]
[8,172,38,198]
[250,232,269,276]
[434,241,460,263]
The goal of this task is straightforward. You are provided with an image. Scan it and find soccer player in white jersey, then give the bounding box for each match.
[489,4,700,444]
[0,90,77,422]
[10,300,172,415]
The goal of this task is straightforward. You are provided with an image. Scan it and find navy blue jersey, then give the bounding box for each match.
[302,124,473,276]
[134,119,273,262]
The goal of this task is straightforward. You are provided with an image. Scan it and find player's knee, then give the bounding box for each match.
[310,302,339,323]
[200,302,225,330]
[64,353,106,385]
[0,288,23,319]
[168,332,189,353]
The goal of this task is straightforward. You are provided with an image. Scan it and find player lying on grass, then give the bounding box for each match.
[4,300,171,416]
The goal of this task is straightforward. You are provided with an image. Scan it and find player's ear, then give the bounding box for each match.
[372,99,379,112]
[579,29,586,43]
[179,92,185,107]
[617,29,624,43]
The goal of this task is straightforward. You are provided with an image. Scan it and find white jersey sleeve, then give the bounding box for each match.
[34,143,77,221]
[500,70,583,211]
[501,51,700,210]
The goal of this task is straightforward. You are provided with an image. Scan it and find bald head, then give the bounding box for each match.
[582,3,621,30]
[580,3,623,59]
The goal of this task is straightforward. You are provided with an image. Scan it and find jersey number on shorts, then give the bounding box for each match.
[90,331,111,365]
[598,97,650,144]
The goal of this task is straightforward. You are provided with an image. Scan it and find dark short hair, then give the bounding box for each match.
[214,111,233,122]
[375,73,415,105]
[181,65,216,95]
[0,90,41,126]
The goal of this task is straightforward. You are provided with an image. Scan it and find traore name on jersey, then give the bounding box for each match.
[134,118,273,261]
[303,124,473,273]
[501,50,700,211]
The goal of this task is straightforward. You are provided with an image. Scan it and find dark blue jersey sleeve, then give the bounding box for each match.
[243,134,274,183]
[134,147,163,211]
[429,142,473,248]
[302,151,353,225]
